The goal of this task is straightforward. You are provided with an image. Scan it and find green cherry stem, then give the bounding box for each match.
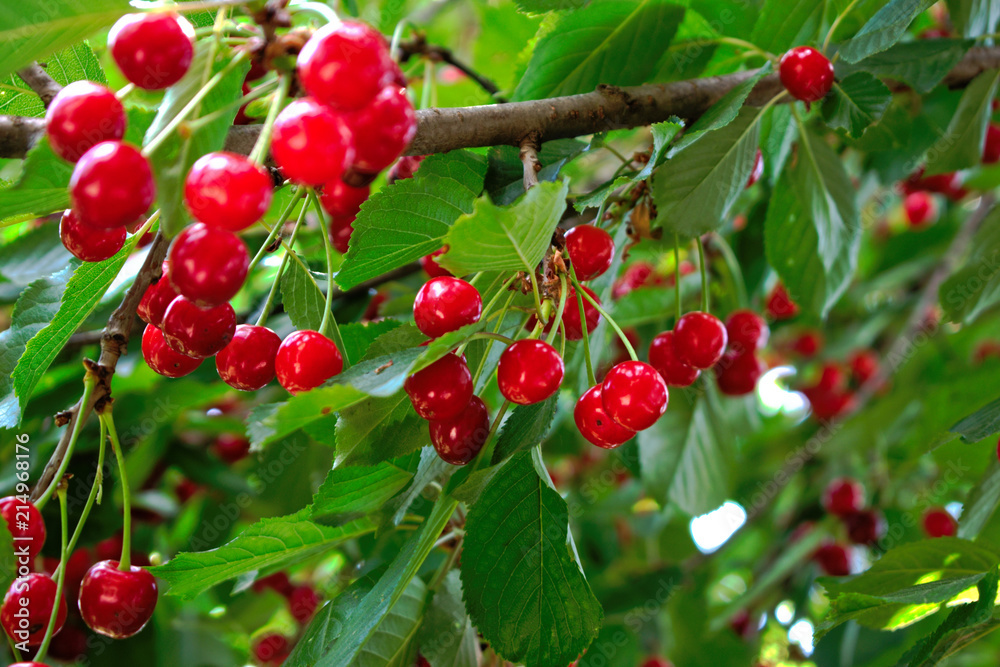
[59,417,107,569]
[255,196,309,328]
[101,411,133,571]
[673,233,683,321]
[35,369,97,510]
[246,186,302,274]
[313,193,350,367]
[545,274,569,346]
[710,232,749,308]
[471,288,518,386]
[568,265,597,386]
[249,74,290,166]
[33,483,69,663]
[696,235,709,313]
[572,268,638,362]
[528,271,545,321]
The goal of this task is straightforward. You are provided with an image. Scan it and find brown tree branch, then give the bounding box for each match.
[17,63,63,108]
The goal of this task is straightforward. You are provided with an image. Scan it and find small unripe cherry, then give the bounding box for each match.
[45,81,126,162]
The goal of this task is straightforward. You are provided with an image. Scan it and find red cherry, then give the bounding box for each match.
[816,362,847,392]
[78,560,157,639]
[137,264,179,327]
[345,86,417,174]
[849,350,879,386]
[275,330,344,394]
[823,478,865,516]
[792,330,823,357]
[803,385,856,420]
[420,247,452,278]
[564,224,615,281]
[429,396,490,465]
[253,633,291,665]
[168,223,249,307]
[109,12,194,89]
[320,179,369,217]
[612,261,660,298]
[714,350,765,396]
[844,510,885,545]
[59,209,125,262]
[0,497,46,562]
[288,584,320,624]
[388,155,425,183]
[330,214,354,254]
[0,573,66,646]
[561,284,601,340]
[648,331,700,387]
[212,434,250,463]
[901,168,967,201]
[641,659,673,667]
[184,152,273,231]
[746,149,764,188]
[216,324,281,391]
[272,98,355,186]
[141,324,202,378]
[779,46,834,103]
[174,478,201,502]
[765,283,799,320]
[47,619,89,661]
[94,534,150,566]
[574,385,635,449]
[601,361,669,431]
[45,81,126,163]
[725,310,769,353]
[413,277,483,338]
[297,22,393,111]
[405,353,474,420]
[252,572,294,597]
[984,123,1000,164]
[48,548,92,603]
[814,543,851,576]
[497,340,565,405]
[161,296,236,358]
[416,656,432,667]
[69,141,155,229]
[673,312,728,369]
[923,507,957,538]
[903,191,938,228]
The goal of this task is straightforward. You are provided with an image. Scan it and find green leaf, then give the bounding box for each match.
[633,119,684,182]
[378,446,451,531]
[924,68,1000,176]
[417,571,479,667]
[572,175,632,212]
[841,39,973,94]
[309,462,413,523]
[940,205,1000,324]
[0,43,105,117]
[764,125,860,317]
[334,395,429,467]
[461,452,602,667]
[514,0,586,13]
[750,0,823,55]
[839,0,937,64]
[958,460,1000,540]
[0,138,73,221]
[821,72,892,138]
[947,0,1000,38]
[281,255,326,331]
[439,180,568,275]
[949,395,1000,441]
[674,62,772,150]
[490,396,558,464]
[512,0,686,101]
[339,320,402,367]
[336,151,488,290]
[0,224,71,286]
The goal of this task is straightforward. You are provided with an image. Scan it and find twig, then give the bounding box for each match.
[520,133,541,190]
[16,63,63,108]
[399,35,507,102]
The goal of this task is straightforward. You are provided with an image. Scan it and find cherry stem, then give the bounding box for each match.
[289,1,343,26]
[673,233,682,321]
[480,274,518,318]
[696,235,709,313]
[249,75,290,166]
[35,369,96,510]
[471,289,517,386]
[544,274,569,346]
[101,412,132,571]
[115,83,135,102]
[823,0,863,53]
[572,267,637,362]
[710,233,749,308]
[468,400,510,474]
[56,417,107,576]
[528,271,544,321]
[428,532,465,593]
[468,332,515,345]
[184,77,279,133]
[33,484,68,663]
[605,144,631,166]
[420,58,435,110]
[312,193,350,367]
[255,196,309,327]
[389,19,415,62]
[247,186,301,274]
[568,264,597,386]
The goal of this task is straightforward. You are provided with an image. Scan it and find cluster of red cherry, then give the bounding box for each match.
[248,572,321,665]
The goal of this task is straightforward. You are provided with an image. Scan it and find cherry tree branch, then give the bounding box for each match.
[17,63,63,108]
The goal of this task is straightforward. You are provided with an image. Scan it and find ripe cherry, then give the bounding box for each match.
[405,353,474,420]
[141,324,202,378]
[59,209,125,262]
[0,573,66,646]
[47,619,89,661]
[673,312,728,369]
[345,86,418,174]
[823,478,865,516]
[213,434,251,464]
[330,214,354,254]
[0,497,46,562]
[78,560,158,639]
[70,141,155,229]
[984,123,1000,164]
[923,507,957,538]
[564,224,615,281]
[275,330,344,394]
[497,340,565,405]
[792,330,823,357]
[162,296,236,358]
[746,149,764,188]
[649,332,700,387]
[804,385,856,420]
[420,248,452,278]
[184,152,273,231]
[288,584,320,624]
[641,658,673,667]
[45,81,126,163]
[253,633,291,665]
[168,223,249,307]
[413,277,483,338]
[903,191,938,228]
[252,572,294,597]
[844,509,885,545]
[613,261,661,299]
[272,98,355,186]
[297,22,393,111]
[320,179,369,217]
[429,396,490,465]
[561,284,601,340]
[901,168,967,201]
[44,548,92,603]
[849,350,880,386]
[388,155,424,183]
[779,46,834,103]
[574,385,635,449]
[137,264,179,327]
[814,542,851,576]
[725,310,769,353]
[765,283,799,320]
[601,361,669,431]
[216,324,281,391]
[109,12,194,89]
[714,350,765,396]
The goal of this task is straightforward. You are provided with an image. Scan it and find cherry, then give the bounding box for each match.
[613,261,660,299]
[779,46,834,103]
[405,353,474,420]
[362,290,388,322]
[725,310,769,353]
[714,350,765,396]
[984,123,1000,164]
[601,361,669,431]
[823,478,865,516]
[45,81,126,163]
[137,263,179,327]
[184,152,273,231]
[161,296,235,358]
[641,659,673,667]
[561,284,601,340]
[94,534,150,567]
[0,496,46,562]
[275,330,344,394]
[648,331,700,387]
[844,509,885,545]
[805,386,856,420]
[44,548,92,603]
[849,350,880,386]
[59,209,125,262]
[497,340,565,405]
[253,633,291,665]
[746,148,764,188]
[297,21,393,111]
[320,179,369,217]
[69,141,155,229]
[901,168,967,201]
[429,396,490,465]
[387,155,425,183]
[288,584,320,624]
[730,609,754,639]
[903,191,938,228]
[47,619,89,661]
[413,277,483,338]
[923,507,957,538]
[174,478,201,502]
[141,324,202,378]
[564,224,615,281]
[345,86,418,174]
[791,330,823,357]
[420,247,452,278]
[168,223,249,307]
[0,573,66,646]
[574,385,635,449]
[272,97,355,186]
[253,572,294,597]
[765,283,799,320]
[330,214,355,254]
[109,12,193,89]
[78,560,157,639]
[673,312,728,369]
[216,324,281,391]
[813,542,851,576]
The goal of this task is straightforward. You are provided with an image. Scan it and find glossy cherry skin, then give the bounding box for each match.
[161,296,236,358]
[923,507,957,538]
[714,350,765,396]
[141,324,202,378]
[574,385,635,449]
[497,340,565,405]
[649,331,700,387]
[779,46,834,103]
[746,148,764,188]
[253,633,291,665]
[320,179,369,217]
[346,86,418,174]
[59,209,125,262]
[765,283,799,320]
[45,81,126,162]
[429,396,490,465]
[288,585,320,624]
[601,361,669,431]
[814,543,851,576]
[903,191,938,228]
[184,152,273,231]
[330,214,354,254]
[108,12,194,90]
[213,433,250,464]
[405,353,474,420]
[420,247,452,278]
[168,223,249,307]
[413,277,483,338]
[297,22,393,111]
[272,98,355,186]
[984,123,1000,164]
[844,510,885,545]
[78,560,157,639]
[69,141,155,229]
[564,224,615,281]
[725,310,769,353]
[0,497,46,563]
[137,264,179,327]
[1,573,66,646]
[275,330,344,394]
[216,324,281,391]
[673,312,728,369]
[561,284,601,340]
[823,478,865,516]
